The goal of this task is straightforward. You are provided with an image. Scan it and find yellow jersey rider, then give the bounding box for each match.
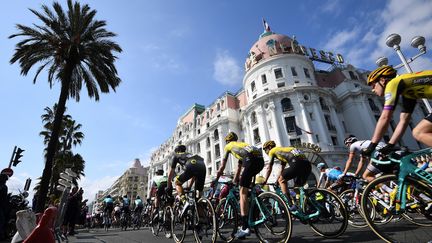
[262,141,312,206]
[362,66,432,156]
[213,132,264,239]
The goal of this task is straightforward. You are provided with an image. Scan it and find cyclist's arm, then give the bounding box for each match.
[342,152,355,175]
[216,151,230,179]
[354,155,366,176]
[188,177,195,188]
[371,109,394,143]
[263,156,275,183]
[388,112,411,145]
[279,162,286,179]
[233,162,242,184]
[167,168,174,188]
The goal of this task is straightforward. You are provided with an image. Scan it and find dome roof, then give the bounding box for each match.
[245,31,294,70]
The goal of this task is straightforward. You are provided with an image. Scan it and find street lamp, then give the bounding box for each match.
[376,33,432,112]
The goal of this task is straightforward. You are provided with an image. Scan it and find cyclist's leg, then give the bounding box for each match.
[412,114,432,147]
[363,163,381,182]
[176,166,193,200]
[279,162,301,205]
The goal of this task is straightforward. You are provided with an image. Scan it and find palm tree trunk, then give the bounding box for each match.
[35,70,72,213]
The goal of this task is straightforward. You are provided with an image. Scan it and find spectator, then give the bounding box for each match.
[0,174,8,240]
[62,187,83,236]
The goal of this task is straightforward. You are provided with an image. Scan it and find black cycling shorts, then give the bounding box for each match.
[157,182,168,197]
[281,158,312,186]
[367,162,399,175]
[240,155,264,188]
[176,160,206,191]
[104,204,114,214]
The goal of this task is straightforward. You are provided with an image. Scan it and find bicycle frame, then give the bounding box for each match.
[372,148,432,212]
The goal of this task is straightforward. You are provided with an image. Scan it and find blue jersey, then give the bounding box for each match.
[103,197,113,205]
[135,199,143,207]
[326,168,342,181]
[122,198,130,207]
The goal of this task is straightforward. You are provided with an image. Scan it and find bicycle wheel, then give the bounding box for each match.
[151,211,159,236]
[303,188,348,238]
[215,198,238,242]
[361,174,432,242]
[401,182,432,227]
[254,192,292,243]
[194,198,217,243]
[164,206,173,238]
[340,189,374,228]
[172,204,187,243]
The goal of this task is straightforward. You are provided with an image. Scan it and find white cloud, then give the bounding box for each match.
[324,28,360,52]
[321,0,342,15]
[213,49,242,86]
[78,175,119,203]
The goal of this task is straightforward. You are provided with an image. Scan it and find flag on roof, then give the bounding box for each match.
[262,18,271,32]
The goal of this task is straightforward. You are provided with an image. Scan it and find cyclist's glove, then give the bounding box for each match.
[361,142,377,157]
[378,143,395,155]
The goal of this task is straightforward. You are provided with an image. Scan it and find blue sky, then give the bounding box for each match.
[1,0,431,201]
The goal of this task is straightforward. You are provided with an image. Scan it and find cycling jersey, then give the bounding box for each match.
[268,147,306,165]
[135,199,143,207]
[103,197,114,205]
[122,198,130,207]
[349,140,386,153]
[384,70,432,112]
[152,175,168,187]
[325,168,343,181]
[172,153,206,191]
[223,141,262,161]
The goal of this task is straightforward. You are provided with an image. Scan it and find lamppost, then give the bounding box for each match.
[375,33,432,112]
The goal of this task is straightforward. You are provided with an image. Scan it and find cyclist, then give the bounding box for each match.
[343,135,389,182]
[262,141,311,207]
[134,196,144,214]
[362,66,432,157]
[102,195,114,226]
[317,163,344,189]
[167,144,206,204]
[212,132,264,239]
[152,169,168,210]
[121,195,130,215]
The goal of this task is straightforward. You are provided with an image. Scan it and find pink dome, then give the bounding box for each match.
[245,32,293,70]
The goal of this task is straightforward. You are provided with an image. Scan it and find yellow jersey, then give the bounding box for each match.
[268,146,306,165]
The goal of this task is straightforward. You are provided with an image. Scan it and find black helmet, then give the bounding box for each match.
[123,195,128,198]
[107,195,111,198]
[156,169,164,175]
[136,196,140,199]
[174,144,186,153]
[344,135,358,147]
[225,132,238,142]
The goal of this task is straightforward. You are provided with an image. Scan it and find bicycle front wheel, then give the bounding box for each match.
[194,198,217,243]
[254,192,292,243]
[340,189,374,228]
[172,204,187,243]
[361,174,432,242]
[164,206,173,238]
[215,198,238,242]
[303,188,348,238]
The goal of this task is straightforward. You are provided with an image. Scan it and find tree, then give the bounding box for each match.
[10,0,122,212]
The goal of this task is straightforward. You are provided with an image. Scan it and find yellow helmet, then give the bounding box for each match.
[263,140,276,150]
[225,132,238,142]
[367,65,397,85]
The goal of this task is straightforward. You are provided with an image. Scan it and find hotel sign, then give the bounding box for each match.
[291,40,344,64]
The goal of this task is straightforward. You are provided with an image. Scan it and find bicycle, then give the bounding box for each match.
[151,191,174,238]
[338,175,375,228]
[361,147,432,242]
[132,209,142,230]
[214,181,292,243]
[171,188,217,243]
[268,182,348,238]
[102,211,112,231]
[120,208,131,231]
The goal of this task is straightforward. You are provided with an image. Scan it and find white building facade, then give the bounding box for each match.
[147,26,428,192]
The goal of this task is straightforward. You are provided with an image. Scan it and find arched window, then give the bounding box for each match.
[281,98,293,112]
[319,97,329,111]
[214,129,219,141]
[251,111,257,125]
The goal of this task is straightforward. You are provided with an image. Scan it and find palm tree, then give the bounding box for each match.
[10,0,122,212]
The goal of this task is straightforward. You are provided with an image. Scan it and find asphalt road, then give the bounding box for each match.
[68,222,385,243]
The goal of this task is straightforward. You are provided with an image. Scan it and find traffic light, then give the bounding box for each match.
[12,147,24,166]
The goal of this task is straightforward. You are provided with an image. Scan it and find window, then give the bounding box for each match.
[309,112,314,120]
[251,81,256,92]
[331,136,338,145]
[215,144,221,158]
[217,103,220,111]
[315,134,320,142]
[251,111,258,125]
[281,98,294,112]
[207,151,211,162]
[368,98,380,112]
[304,68,311,78]
[261,74,267,84]
[216,161,220,169]
[349,71,358,80]
[197,143,201,153]
[253,128,261,144]
[197,129,200,135]
[208,167,212,176]
[291,67,297,76]
[319,97,329,111]
[214,129,219,141]
[284,116,296,133]
[274,68,283,79]
[206,122,210,128]
[290,138,301,146]
[277,82,285,88]
[324,114,336,131]
[206,137,210,147]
